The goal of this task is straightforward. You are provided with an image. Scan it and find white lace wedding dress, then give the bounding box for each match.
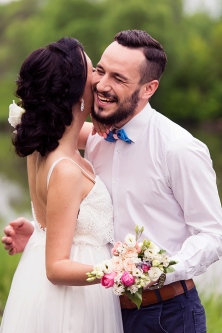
[0,158,123,333]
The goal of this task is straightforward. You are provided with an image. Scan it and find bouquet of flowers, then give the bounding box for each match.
[86,226,177,309]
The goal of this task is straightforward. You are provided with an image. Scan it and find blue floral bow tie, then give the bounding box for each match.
[104,128,132,144]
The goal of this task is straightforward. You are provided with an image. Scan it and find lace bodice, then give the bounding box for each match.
[74,175,114,247]
[32,158,114,248]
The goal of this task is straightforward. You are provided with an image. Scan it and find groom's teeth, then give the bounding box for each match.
[99,96,112,103]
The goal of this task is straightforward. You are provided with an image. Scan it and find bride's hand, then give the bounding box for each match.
[90,115,111,138]
[2,217,34,255]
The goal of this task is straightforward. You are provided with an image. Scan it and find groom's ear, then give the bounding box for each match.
[140,80,159,100]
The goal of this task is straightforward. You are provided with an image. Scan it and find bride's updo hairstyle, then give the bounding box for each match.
[13,37,87,157]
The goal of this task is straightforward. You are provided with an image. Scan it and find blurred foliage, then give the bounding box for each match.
[0,130,28,186]
[0,245,21,320]
[1,1,222,330]
[203,296,222,333]
[0,0,222,125]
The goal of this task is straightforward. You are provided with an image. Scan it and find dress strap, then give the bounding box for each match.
[47,157,96,189]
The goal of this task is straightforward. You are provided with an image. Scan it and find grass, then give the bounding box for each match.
[0,245,21,321]
[202,295,222,333]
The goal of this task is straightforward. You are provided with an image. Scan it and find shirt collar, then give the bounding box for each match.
[121,103,154,143]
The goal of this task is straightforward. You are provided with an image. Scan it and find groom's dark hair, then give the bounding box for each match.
[114,30,167,83]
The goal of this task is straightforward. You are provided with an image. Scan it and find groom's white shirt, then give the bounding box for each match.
[85,103,222,284]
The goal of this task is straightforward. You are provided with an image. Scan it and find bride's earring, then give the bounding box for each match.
[80,99,85,112]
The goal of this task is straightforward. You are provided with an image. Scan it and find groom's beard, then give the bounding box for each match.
[91,89,140,126]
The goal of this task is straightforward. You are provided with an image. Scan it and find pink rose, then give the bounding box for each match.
[123,258,136,272]
[111,241,123,256]
[122,247,138,259]
[101,272,117,288]
[135,242,142,253]
[141,263,151,273]
[111,248,119,256]
[112,257,124,272]
[120,272,135,286]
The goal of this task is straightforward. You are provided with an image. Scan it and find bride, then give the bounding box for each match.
[0,37,123,333]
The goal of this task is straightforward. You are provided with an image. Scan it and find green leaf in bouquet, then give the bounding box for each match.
[125,288,143,309]
[165,266,176,273]
[143,240,151,248]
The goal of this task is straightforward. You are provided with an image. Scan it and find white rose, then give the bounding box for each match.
[161,254,170,267]
[101,259,113,274]
[124,234,136,248]
[148,267,163,282]
[133,257,142,264]
[132,268,143,277]
[8,100,25,128]
[144,242,160,259]
[149,241,160,253]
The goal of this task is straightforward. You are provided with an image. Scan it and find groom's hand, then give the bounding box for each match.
[2,217,34,255]
[144,273,166,290]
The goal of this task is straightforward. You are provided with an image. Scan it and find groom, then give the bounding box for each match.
[2,30,222,332]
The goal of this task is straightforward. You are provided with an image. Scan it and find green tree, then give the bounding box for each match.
[1,0,222,125]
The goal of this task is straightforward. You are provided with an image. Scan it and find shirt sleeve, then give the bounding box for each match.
[164,137,222,284]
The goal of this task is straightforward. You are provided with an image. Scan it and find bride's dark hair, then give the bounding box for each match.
[13,37,88,157]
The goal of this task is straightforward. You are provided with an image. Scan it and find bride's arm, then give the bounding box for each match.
[45,159,99,286]
[77,122,93,150]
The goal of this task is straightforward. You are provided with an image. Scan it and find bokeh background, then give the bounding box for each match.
[0,0,222,331]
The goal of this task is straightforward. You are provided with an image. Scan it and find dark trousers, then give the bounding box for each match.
[121,286,206,333]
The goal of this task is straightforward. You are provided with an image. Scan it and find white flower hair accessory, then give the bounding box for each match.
[8,100,25,128]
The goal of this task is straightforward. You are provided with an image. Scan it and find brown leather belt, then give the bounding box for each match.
[120,279,195,309]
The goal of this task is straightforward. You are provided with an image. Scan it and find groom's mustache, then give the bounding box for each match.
[93,87,118,103]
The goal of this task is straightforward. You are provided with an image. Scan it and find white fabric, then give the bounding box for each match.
[85,103,222,285]
[0,158,123,333]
